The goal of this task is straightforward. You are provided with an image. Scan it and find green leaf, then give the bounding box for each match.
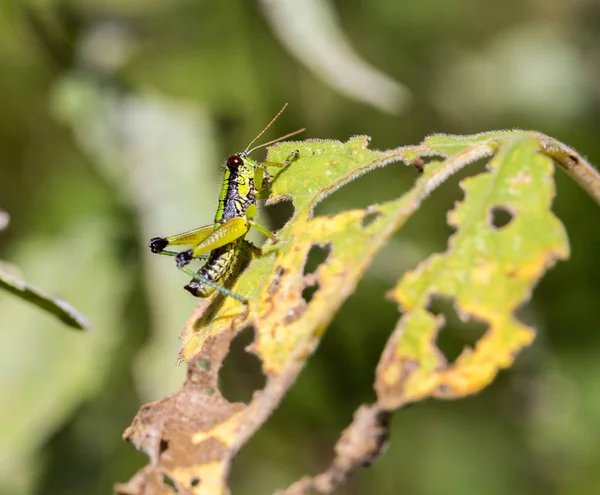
[0,220,130,491]
[0,267,90,330]
[0,208,89,330]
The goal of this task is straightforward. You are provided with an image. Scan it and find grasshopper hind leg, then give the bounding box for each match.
[149,237,169,253]
[179,266,249,318]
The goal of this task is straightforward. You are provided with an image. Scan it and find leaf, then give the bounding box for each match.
[119,131,586,495]
[0,208,89,330]
[118,135,496,494]
[0,266,90,330]
[260,0,410,114]
[0,220,129,491]
[375,134,569,408]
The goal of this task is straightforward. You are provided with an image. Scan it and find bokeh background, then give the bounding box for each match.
[1,1,600,494]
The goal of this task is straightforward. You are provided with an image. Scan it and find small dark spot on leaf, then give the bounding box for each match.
[163,474,178,493]
[196,359,211,371]
[268,266,286,295]
[303,243,331,276]
[436,383,452,395]
[301,282,320,303]
[403,360,419,372]
[489,205,514,230]
[361,210,382,228]
[190,477,201,487]
[568,153,579,164]
[284,305,305,323]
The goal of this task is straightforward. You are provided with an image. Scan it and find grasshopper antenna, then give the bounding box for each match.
[246,128,305,155]
[244,103,297,154]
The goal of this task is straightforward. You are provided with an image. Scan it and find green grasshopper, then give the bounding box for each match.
[149,104,303,314]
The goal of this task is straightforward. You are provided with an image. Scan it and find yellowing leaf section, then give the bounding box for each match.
[376,135,569,408]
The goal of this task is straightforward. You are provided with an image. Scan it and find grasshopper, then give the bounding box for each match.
[149,104,303,314]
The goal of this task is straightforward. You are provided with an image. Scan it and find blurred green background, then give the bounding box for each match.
[1,0,599,494]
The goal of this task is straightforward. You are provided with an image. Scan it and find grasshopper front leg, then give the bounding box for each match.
[254,149,300,199]
[246,149,300,243]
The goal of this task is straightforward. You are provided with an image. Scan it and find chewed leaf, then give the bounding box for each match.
[117,130,600,495]
[120,136,500,494]
[0,267,90,330]
[375,135,569,408]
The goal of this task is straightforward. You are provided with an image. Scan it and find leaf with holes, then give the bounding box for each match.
[375,134,569,408]
[119,135,497,494]
[118,131,596,495]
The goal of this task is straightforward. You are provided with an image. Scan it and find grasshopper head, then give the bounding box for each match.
[227,152,256,179]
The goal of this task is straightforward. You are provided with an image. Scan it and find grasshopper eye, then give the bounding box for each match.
[227,155,243,169]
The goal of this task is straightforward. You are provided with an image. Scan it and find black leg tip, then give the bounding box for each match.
[184,282,201,296]
[149,237,169,253]
[176,250,194,267]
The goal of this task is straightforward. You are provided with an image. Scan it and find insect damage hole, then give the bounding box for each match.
[303,243,332,276]
[264,198,295,232]
[190,477,201,487]
[302,281,321,303]
[489,205,515,230]
[159,439,169,455]
[162,474,179,493]
[427,294,488,363]
[361,208,383,228]
[313,162,418,217]
[219,325,265,403]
